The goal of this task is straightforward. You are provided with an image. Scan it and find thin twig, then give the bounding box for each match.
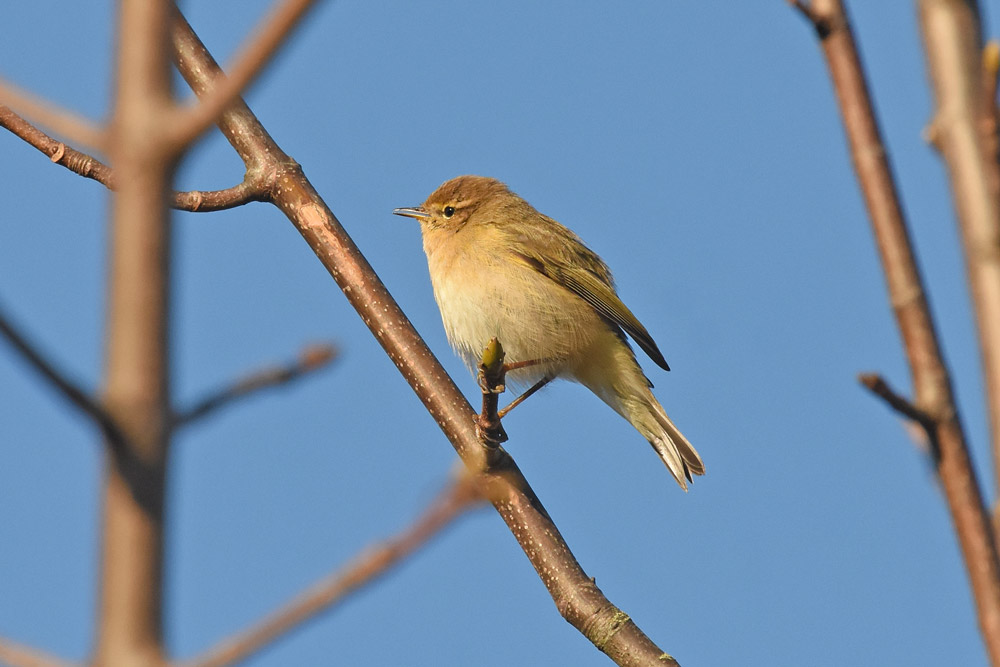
[859,373,939,460]
[795,0,1000,661]
[0,300,129,456]
[858,373,934,427]
[172,9,679,665]
[0,78,105,150]
[0,637,77,667]
[172,343,337,428]
[179,471,485,667]
[168,0,321,150]
[0,106,268,212]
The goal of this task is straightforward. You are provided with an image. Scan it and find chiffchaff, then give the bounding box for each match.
[394,175,704,489]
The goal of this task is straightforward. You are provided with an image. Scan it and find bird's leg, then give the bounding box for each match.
[475,344,557,445]
[498,375,554,419]
[501,358,547,373]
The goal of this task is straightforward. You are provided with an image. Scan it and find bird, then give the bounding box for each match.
[393,175,704,489]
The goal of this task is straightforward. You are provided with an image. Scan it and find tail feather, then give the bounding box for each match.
[647,399,705,490]
[572,331,705,490]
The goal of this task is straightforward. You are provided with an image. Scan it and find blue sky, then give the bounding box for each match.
[2,2,998,665]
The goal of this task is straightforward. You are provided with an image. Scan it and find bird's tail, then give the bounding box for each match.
[574,334,705,490]
[642,392,705,490]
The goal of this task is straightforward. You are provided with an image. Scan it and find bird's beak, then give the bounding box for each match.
[392,206,430,220]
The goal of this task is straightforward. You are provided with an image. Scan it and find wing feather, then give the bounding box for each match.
[513,247,670,371]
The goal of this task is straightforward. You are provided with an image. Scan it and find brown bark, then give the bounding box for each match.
[795,0,1000,663]
[916,0,1000,522]
[92,0,176,664]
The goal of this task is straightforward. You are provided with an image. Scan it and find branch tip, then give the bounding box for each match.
[858,372,933,426]
[299,342,338,369]
[173,341,338,428]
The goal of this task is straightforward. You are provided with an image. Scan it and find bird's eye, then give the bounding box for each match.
[443,206,456,218]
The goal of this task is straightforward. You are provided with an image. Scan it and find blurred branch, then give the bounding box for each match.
[168,0,320,150]
[178,471,485,667]
[858,373,935,429]
[916,1,1000,517]
[859,372,939,460]
[793,0,1000,662]
[0,637,77,667]
[171,8,679,665]
[0,78,105,150]
[0,106,268,212]
[92,0,176,662]
[172,343,338,428]
[0,300,129,458]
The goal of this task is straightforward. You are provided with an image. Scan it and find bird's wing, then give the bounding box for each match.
[513,249,671,372]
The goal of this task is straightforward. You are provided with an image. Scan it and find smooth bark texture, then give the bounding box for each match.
[916,0,1000,517]
[93,0,175,664]
[795,0,1000,663]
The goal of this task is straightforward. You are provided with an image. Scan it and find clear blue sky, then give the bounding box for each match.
[2,2,998,665]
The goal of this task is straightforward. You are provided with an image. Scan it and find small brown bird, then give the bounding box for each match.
[394,175,704,489]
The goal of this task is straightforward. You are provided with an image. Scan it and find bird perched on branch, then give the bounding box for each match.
[394,175,704,490]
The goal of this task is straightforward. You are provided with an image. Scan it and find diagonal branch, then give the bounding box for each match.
[0,78,105,150]
[170,8,679,665]
[178,471,485,667]
[859,372,940,460]
[0,300,129,457]
[792,0,1000,661]
[172,343,337,428]
[916,0,1000,519]
[0,106,268,212]
[858,373,935,429]
[167,0,321,150]
[0,637,77,667]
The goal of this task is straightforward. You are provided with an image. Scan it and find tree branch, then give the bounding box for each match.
[178,471,485,667]
[475,338,509,446]
[167,0,320,151]
[916,1,1000,513]
[93,0,176,663]
[172,343,337,428]
[858,373,935,428]
[794,0,1000,661]
[0,106,268,212]
[0,78,105,150]
[0,300,130,458]
[170,8,680,665]
[0,637,77,667]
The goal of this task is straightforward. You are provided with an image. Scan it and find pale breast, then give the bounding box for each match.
[423,228,605,386]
